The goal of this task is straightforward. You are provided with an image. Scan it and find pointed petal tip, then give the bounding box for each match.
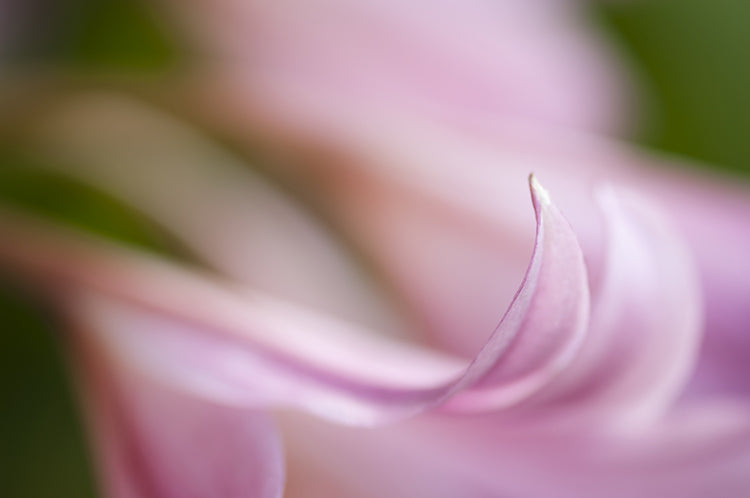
[528,174,552,208]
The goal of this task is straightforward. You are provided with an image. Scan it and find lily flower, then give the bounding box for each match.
[0,90,747,497]
[1,0,750,496]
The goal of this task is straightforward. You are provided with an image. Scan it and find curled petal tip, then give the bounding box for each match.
[529,174,552,208]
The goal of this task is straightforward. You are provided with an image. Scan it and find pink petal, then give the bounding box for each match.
[443,176,591,411]
[170,0,630,135]
[641,171,750,400]
[71,320,285,498]
[276,401,750,498]
[516,186,703,429]
[0,176,589,423]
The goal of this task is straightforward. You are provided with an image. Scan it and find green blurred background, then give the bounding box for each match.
[1,0,749,496]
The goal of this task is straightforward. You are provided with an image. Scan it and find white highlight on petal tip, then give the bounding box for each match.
[529,174,552,207]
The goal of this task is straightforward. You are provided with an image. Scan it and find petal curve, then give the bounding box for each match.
[0,178,589,424]
[73,321,285,498]
[519,186,703,430]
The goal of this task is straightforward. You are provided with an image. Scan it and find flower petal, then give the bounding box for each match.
[517,186,703,429]
[170,0,630,134]
[442,177,590,411]
[277,401,750,498]
[0,176,588,424]
[643,171,750,400]
[72,321,285,498]
[29,93,410,338]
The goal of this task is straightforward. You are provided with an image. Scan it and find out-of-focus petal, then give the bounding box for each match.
[167,0,631,135]
[72,318,285,498]
[28,93,411,338]
[278,399,750,498]
[642,171,750,400]
[518,186,702,429]
[0,175,589,424]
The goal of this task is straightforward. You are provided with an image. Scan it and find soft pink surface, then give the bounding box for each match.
[164,0,631,136]
[2,0,750,495]
[11,87,750,496]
